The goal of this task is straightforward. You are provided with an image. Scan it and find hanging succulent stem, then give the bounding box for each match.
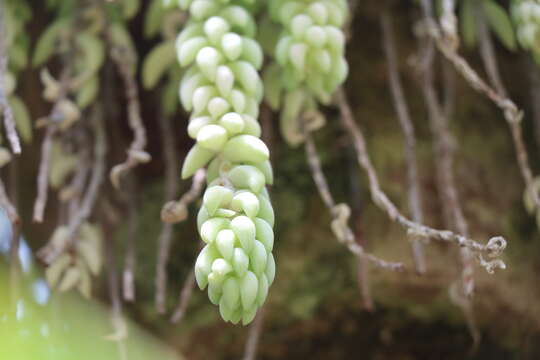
[337,88,507,273]
[303,125,405,271]
[242,107,272,352]
[380,12,427,275]
[0,5,21,155]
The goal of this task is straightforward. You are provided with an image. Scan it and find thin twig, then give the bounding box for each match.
[106,30,150,189]
[304,126,405,271]
[347,144,374,310]
[123,177,138,302]
[64,141,91,210]
[475,4,507,97]
[33,69,72,223]
[161,169,206,224]
[528,58,540,151]
[336,88,507,273]
[156,114,181,313]
[421,3,540,211]
[243,306,267,360]
[0,5,21,154]
[104,220,128,360]
[33,126,56,222]
[170,270,196,323]
[381,13,426,275]
[39,107,107,264]
[417,1,479,341]
[439,0,458,48]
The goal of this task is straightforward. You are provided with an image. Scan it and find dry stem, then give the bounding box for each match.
[161,169,206,224]
[304,126,405,271]
[421,5,540,211]
[155,114,181,313]
[243,306,267,360]
[170,270,196,323]
[381,13,426,275]
[38,108,106,264]
[123,178,138,302]
[107,35,150,189]
[336,88,506,273]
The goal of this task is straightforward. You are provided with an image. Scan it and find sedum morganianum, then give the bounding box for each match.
[512,0,540,61]
[263,0,348,145]
[173,0,275,325]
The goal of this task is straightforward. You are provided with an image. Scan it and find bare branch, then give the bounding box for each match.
[170,270,196,324]
[161,169,206,224]
[39,108,107,264]
[528,58,540,151]
[155,114,181,313]
[33,126,56,222]
[381,13,426,274]
[123,179,138,302]
[439,0,458,48]
[243,306,266,360]
[419,4,540,211]
[475,5,507,97]
[336,88,507,272]
[416,1,479,340]
[107,37,150,189]
[304,126,405,271]
[33,70,72,223]
[104,220,128,360]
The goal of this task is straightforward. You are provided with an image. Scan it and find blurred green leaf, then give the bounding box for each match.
[142,40,176,89]
[483,0,516,51]
[460,0,477,48]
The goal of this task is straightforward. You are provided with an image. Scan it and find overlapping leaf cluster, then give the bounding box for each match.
[263,0,348,145]
[512,0,540,61]
[172,0,275,325]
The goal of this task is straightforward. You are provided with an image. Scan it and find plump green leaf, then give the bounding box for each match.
[8,96,32,143]
[483,0,516,51]
[460,0,477,48]
[142,40,176,89]
[32,18,70,66]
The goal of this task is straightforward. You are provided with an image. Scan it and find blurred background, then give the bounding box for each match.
[2,1,540,359]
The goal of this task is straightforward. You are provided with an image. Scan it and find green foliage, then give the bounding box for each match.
[484,0,517,50]
[171,0,275,325]
[460,0,477,47]
[459,0,516,51]
[142,40,176,89]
